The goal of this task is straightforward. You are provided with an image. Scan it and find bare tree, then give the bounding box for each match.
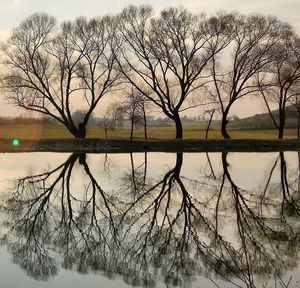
[109,102,126,129]
[210,14,291,138]
[258,35,300,139]
[134,88,150,140]
[116,6,234,139]
[100,103,125,139]
[1,13,122,138]
[121,85,150,141]
[123,87,143,141]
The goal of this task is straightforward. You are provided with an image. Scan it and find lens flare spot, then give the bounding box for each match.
[12,139,19,146]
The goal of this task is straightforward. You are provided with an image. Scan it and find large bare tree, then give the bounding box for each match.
[116,6,234,139]
[258,35,300,139]
[210,14,291,138]
[1,13,122,138]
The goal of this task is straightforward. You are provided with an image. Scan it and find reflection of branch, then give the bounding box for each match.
[81,155,120,235]
[219,152,300,287]
[206,152,217,180]
[221,152,278,285]
[119,154,211,286]
[259,156,279,213]
[120,152,148,199]
[279,152,300,218]
[2,154,79,280]
[116,151,300,287]
[8,239,57,281]
[119,154,241,286]
[1,152,300,288]
[2,153,122,281]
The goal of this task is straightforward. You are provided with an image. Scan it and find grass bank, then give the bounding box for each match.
[0,123,298,140]
[1,139,300,153]
[1,124,299,153]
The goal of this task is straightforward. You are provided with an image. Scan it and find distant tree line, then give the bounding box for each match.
[1,5,300,139]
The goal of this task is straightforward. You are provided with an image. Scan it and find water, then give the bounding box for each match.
[0,152,299,288]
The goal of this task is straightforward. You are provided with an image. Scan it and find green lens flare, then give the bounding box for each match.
[12,139,19,146]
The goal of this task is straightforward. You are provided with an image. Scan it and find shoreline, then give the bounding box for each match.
[1,139,300,153]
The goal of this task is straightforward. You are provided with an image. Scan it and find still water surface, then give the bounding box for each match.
[0,152,299,288]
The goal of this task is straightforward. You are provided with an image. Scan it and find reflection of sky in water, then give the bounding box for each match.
[0,152,299,288]
[2,151,296,184]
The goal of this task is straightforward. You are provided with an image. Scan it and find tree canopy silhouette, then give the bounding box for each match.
[1,13,122,138]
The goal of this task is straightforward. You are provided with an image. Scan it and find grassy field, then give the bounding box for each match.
[0,123,298,140]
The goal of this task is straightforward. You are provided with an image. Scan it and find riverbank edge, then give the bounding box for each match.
[1,139,300,153]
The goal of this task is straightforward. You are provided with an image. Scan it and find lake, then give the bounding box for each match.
[0,151,299,288]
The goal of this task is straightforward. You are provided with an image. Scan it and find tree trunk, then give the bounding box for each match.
[77,123,87,138]
[68,123,86,138]
[174,113,183,139]
[278,109,285,139]
[143,107,148,140]
[297,109,300,139]
[104,127,108,140]
[130,118,134,142]
[221,110,230,139]
[278,126,284,139]
[205,110,215,139]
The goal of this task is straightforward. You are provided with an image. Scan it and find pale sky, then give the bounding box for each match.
[0,0,299,118]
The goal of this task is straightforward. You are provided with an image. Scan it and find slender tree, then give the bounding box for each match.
[121,85,150,141]
[204,107,218,139]
[1,13,122,138]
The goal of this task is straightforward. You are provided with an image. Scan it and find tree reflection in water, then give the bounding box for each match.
[1,153,123,281]
[0,152,299,287]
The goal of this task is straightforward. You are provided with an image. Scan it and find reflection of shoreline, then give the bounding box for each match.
[0,152,299,287]
[1,139,300,153]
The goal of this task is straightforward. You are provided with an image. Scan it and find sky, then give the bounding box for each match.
[0,0,299,118]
